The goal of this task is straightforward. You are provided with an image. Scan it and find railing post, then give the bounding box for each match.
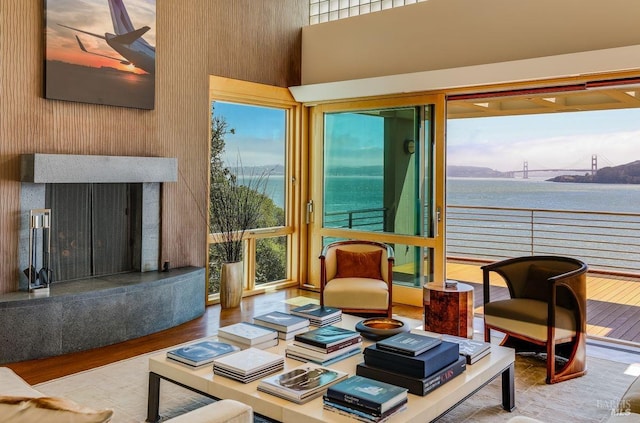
[348,212,353,229]
[530,210,534,255]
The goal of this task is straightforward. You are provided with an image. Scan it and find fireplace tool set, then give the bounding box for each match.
[23,208,53,293]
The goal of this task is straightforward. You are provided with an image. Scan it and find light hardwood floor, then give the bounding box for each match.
[9,263,639,386]
[6,288,424,385]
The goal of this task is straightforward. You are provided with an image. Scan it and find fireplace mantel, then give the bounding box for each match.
[19,154,177,291]
[20,154,177,183]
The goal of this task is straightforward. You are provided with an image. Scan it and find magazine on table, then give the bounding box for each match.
[376,332,441,356]
[277,325,310,340]
[290,303,342,321]
[410,328,492,364]
[294,325,360,348]
[323,395,408,422]
[212,347,284,376]
[166,340,240,367]
[286,345,361,366]
[286,340,362,361]
[258,363,348,403]
[326,375,408,415]
[253,311,310,332]
[218,336,279,350]
[217,322,278,345]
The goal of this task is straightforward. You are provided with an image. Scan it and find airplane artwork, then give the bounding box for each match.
[58,0,155,74]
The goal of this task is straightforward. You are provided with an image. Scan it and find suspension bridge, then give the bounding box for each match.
[506,154,598,179]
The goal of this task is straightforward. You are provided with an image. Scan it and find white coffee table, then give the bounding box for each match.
[147,314,515,423]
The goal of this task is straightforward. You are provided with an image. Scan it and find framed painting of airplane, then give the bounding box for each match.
[44,0,156,109]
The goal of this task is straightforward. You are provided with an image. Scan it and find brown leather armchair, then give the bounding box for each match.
[482,255,588,384]
[319,240,394,318]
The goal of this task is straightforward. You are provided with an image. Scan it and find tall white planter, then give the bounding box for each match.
[220,261,243,308]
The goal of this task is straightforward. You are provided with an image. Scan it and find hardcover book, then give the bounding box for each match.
[376,332,441,356]
[292,335,362,354]
[212,347,284,376]
[441,335,491,364]
[286,341,362,361]
[294,325,360,349]
[214,362,284,383]
[217,322,278,345]
[218,336,279,351]
[409,328,492,364]
[253,311,310,332]
[363,341,459,379]
[257,363,348,404]
[326,375,408,414]
[323,396,408,421]
[290,304,342,321]
[277,325,310,340]
[166,340,240,367]
[356,355,467,396]
[285,345,361,366]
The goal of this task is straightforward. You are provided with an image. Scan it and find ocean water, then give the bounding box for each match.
[263,175,640,214]
[257,176,640,271]
[447,177,640,213]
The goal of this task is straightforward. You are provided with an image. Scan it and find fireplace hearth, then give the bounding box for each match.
[19,153,177,291]
[2,154,206,364]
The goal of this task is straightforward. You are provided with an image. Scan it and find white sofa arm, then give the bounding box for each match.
[165,400,253,423]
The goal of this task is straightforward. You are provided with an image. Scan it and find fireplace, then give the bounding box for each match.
[19,154,177,290]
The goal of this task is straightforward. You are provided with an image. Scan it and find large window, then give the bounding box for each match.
[307,94,446,306]
[207,77,300,302]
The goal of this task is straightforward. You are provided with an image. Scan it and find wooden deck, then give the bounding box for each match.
[447,260,640,344]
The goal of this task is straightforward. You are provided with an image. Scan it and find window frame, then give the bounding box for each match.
[207,76,303,305]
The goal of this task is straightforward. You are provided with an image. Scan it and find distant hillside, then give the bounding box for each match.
[548,160,640,184]
[447,165,508,178]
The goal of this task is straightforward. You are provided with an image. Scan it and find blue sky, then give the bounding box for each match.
[214,101,640,172]
[447,108,640,172]
[214,102,286,167]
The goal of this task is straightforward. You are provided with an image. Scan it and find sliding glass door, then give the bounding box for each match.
[308,95,446,306]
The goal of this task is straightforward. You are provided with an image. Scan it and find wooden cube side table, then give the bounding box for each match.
[423,281,474,338]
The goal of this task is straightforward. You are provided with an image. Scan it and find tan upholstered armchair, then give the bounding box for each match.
[319,240,394,318]
[482,255,588,384]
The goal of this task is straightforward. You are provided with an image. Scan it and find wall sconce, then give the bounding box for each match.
[404,139,415,155]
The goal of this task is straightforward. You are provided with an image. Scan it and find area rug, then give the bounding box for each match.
[35,345,637,423]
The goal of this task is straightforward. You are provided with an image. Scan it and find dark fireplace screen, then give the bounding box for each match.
[46,183,136,282]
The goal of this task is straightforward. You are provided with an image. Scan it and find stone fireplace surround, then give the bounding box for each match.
[0,154,205,364]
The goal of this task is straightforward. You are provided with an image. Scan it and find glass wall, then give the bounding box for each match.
[319,104,437,290]
[208,101,288,295]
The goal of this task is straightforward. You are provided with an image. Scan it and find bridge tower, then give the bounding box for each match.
[591,154,597,175]
[523,161,529,179]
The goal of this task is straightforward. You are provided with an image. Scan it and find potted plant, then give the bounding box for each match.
[209,112,272,308]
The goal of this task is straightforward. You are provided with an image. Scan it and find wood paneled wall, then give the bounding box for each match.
[0,0,306,294]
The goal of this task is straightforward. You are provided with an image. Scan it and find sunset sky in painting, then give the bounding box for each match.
[45,0,155,75]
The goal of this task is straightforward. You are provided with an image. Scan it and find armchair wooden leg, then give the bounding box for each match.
[548,335,587,384]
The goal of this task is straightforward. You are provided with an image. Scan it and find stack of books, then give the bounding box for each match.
[410,328,492,364]
[166,340,240,368]
[289,303,342,327]
[253,311,310,340]
[357,332,466,396]
[257,363,348,404]
[441,334,491,364]
[212,347,284,383]
[217,322,279,349]
[323,375,408,422]
[285,325,362,366]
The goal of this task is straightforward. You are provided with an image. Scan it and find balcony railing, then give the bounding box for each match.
[324,207,386,231]
[447,205,640,275]
[322,204,640,275]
